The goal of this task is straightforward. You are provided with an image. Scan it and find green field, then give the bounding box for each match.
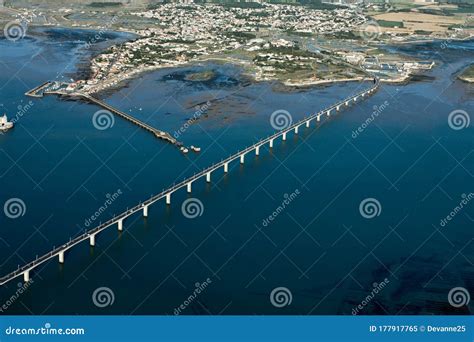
[377,20,404,28]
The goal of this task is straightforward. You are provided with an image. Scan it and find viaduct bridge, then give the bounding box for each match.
[1,79,380,285]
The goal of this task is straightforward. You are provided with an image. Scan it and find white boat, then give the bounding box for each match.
[0,114,13,131]
[180,146,189,153]
[190,145,201,152]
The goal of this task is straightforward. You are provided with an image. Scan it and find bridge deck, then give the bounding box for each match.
[0,80,379,286]
[80,94,177,145]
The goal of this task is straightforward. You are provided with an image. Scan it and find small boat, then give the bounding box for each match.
[0,114,13,131]
[180,146,189,153]
[190,145,201,152]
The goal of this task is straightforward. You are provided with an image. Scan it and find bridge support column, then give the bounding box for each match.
[345,101,349,106]
[317,115,321,122]
[224,163,228,173]
[327,110,331,116]
[187,182,192,193]
[166,193,171,205]
[354,96,358,102]
[118,219,123,231]
[240,154,245,164]
[269,139,274,148]
[282,132,287,141]
[143,205,149,217]
[337,106,340,111]
[59,251,64,264]
[206,172,211,183]
[23,270,30,282]
[90,234,96,247]
[294,126,299,134]
[305,121,310,128]
[255,146,260,156]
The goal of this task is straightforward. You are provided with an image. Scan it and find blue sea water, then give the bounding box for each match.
[0,28,473,315]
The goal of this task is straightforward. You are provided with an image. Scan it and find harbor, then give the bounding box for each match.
[25,81,191,152]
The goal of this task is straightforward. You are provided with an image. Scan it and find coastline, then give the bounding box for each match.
[20,24,429,96]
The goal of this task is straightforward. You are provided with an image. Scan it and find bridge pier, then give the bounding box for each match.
[240,154,245,164]
[23,270,30,282]
[317,115,321,122]
[294,126,299,134]
[345,101,349,106]
[282,132,287,141]
[336,105,340,111]
[206,172,211,183]
[306,120,310,128]
[269,139,274,148]
[166,193,171,205]
[354,96,358,102]
[90,234,96,247]
[224,163,228,173]
[255,146,260,156]
[187,182,192,193]
[118,219,123,231]
[59,251,64,264]
[143,205,149,217]
[327,110,331,116]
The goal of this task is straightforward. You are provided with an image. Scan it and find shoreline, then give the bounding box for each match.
[20,24,435,96]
